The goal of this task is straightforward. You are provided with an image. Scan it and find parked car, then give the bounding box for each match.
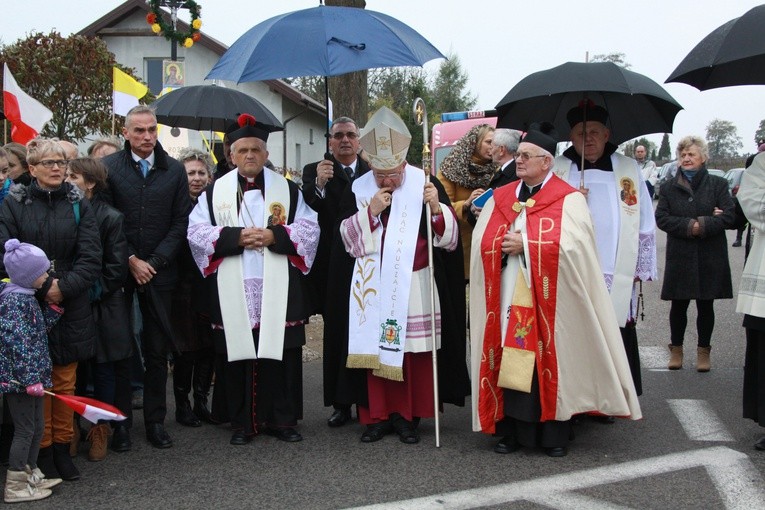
[725,168,746,196]
[708,168,726,179]
[654,160,677,198]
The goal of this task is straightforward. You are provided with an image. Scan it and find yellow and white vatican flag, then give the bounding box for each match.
[112,67,148,116]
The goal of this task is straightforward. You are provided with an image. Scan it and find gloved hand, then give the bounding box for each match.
[26,383,44,397]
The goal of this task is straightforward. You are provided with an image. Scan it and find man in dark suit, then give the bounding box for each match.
[103,105,191,450]
[302,116,370,428]
[467,128,521,225]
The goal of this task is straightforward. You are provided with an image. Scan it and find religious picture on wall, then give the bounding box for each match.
[163,60,185,88]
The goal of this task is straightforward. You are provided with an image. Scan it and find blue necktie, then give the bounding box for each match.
[139,159,150,178]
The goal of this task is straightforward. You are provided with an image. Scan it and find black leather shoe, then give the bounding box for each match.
[755,436,765,451]
[146,423,173,449]
[594,415,615,424]
[494,436,521,454]
[545,447,568,457]
[111,425,132,452]
[176,402,202,427]
[360,421,393,443]
[264,427,303,442]
[391,415,420,444]
[230,430,253,446]
[327,408,352,428]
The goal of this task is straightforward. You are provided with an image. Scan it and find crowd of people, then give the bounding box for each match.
[0,101,760,502]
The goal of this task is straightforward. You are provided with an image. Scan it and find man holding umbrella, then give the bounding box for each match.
[187,114,319,445]
[301,116,370,428]
[103,105,191,450]
[552,102,657,398]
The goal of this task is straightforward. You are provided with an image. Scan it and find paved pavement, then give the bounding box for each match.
[17,228,765,509]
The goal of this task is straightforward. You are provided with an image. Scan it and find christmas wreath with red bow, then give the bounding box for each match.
[146,0,202,48]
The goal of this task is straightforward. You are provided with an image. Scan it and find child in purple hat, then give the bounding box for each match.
[0,239,63,503]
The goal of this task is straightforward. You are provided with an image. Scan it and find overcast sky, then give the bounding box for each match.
[2,0,764,154]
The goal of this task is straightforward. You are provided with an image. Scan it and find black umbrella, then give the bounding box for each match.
[151,84,283,132]
[667,4,765,90]
[140,282,180,354]
[495,61,682,145]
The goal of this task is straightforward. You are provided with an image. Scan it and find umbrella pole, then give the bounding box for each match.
[325,76,330,154]
[579,101,588,189]
[413,98,440,448]
[579,118,586,189]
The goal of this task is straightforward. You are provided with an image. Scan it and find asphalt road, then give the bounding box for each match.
[20,227,765,510]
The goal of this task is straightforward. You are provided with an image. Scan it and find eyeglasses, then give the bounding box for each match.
[516,152,546,162]
[331,131,359,140]
[36,159,68,169]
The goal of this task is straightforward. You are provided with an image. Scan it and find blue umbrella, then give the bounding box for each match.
[206,5,445,149]
[206,5,445,83]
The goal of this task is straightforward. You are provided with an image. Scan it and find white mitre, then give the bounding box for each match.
[359,106,412,170]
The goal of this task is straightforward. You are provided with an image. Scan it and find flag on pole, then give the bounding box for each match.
[53,394,127,424]
[2,63,53,144]
[113,67,148,117]
[7,379,126,424]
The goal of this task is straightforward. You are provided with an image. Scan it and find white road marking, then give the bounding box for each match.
[347,447,765,510]
[639,346,669,370]
[668,399,735,441]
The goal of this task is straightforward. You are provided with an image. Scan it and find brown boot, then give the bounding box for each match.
[697,346,711,372]
[87,423,111,462]
[668,344,683,370]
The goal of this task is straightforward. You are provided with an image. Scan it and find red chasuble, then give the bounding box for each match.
[477,176,576,434]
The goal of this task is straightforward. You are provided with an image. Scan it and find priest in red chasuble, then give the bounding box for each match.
[469,123,641,457]
[330,107,470,445]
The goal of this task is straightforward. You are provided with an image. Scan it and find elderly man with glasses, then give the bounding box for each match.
[470,122,641,458]
[323,107,470,445]
[552,102,657,398]
[301,117,372,429]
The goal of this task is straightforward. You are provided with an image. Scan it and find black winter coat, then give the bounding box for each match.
[102,141,191,289]
[90,195,132,363]
[301,156,371,314]
[0,181,102,365]
[655,167,735,300]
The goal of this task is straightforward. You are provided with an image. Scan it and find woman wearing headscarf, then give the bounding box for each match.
[437,124,496,280]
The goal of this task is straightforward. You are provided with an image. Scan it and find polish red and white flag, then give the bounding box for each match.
[3,63,53,144]
[54,394,127,424]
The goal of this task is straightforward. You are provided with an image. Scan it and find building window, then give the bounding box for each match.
[295,143,301,171]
